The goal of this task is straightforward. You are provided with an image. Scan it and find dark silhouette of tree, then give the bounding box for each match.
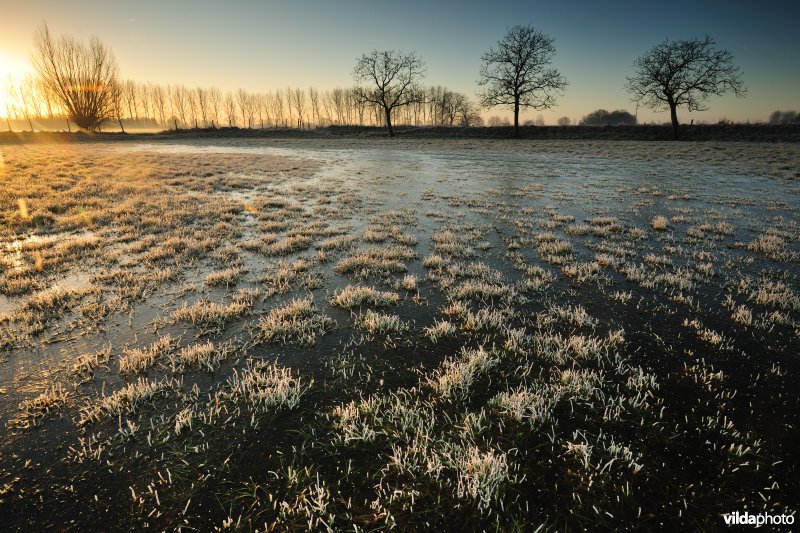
[32,23,119,131]
[353,50,425,137]
[768,110,798,124]
[580,109,637,126]
[626,35,745,140]
[111,81,126,133]
[224,92,237,127]
[478,25,567,138]
[208,87,221,128]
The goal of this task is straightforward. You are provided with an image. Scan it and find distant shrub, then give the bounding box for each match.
[768,110,798,124]
[579,109,637,126]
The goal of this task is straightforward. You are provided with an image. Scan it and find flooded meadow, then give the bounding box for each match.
[0,137,798,530]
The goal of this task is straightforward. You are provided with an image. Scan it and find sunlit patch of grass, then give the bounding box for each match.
[79,376,177,426]
[643,253,672,267]
[562,261,604,284]
[462,307,508,333]
[549,304,598,328]
[428,346,496,401]
[394,274,418,291]
[172,289,258,329]
[317,234,357,251]
[424,319,457,342]
[745,279,799,311]
[256,296,335,346]
[730,304,753,326]
[432,229,475,258]
[448,279,516,304]
[747,233,796,261]
[335,255,405,278]
[651,216,669,231]
[119,334,177,374]
[260,259,315,296]
[518,265,555,293]
[269,234,312,256]
[73,344,113,381]
[9,383,69,429]
[329,285,400,309]
[588,216,622,235]
[566,223,591,236]
[204,267,246,287]
[354,310,409,346]
[167,340,235,373]
[610,290,633,304]
[224,359,306,413]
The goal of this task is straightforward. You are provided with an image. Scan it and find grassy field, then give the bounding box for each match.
[0,137,798,530]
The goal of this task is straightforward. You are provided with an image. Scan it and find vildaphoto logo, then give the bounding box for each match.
[722,511,795,526]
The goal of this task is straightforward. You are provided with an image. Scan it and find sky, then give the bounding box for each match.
[0,0,798,124]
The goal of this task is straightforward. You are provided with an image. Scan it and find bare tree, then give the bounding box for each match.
[308,87,320,128]
[138,83,153,126]
[208,87,221,128]
[187,88,200,128]
[123,79,138,121]
[270,90,285,127]
[478,25,567,138]
[625,35,745,139]
[152,84,167,127]
[20,75,42,131]
[32,23,119,131]
[237,89,256,128]
[195,87,209,127]
[170,85,189,128]
[224,92,237,127]
[111,81,126,132]
[353,50,425,136]
[3,77,22,131]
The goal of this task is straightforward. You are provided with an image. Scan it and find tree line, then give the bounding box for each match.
[4,23,751,139]
[2,75,485,132]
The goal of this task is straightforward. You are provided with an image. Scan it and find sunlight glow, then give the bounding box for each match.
[0,53,33,118]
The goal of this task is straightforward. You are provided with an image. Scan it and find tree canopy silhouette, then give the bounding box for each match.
[478,25,567,138]
[352,50,425,137]
[32,23,119,131]
[626,35,745,139]
[579,109,636,126]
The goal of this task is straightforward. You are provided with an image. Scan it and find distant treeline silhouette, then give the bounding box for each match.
[2,78,484,132]
[579,109,637,126]
[2,23,756,139]
[768,111,799,125]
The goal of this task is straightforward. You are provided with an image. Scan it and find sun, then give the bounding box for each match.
[0,52,33,118]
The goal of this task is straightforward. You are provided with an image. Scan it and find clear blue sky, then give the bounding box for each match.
[1,0,798,123]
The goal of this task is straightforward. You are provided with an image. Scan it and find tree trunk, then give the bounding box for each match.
[384,107,394,137]
[27,116,34,132]
[6,117,11,132]
[669,103,680,140]
[118,117,125,133]
[65,118,71,132]
[513,97,520,138]
[174,118,178,130]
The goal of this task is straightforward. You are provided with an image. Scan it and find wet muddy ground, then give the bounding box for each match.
[0,138,798,530]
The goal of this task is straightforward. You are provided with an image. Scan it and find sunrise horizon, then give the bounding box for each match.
[1,0,798,126]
